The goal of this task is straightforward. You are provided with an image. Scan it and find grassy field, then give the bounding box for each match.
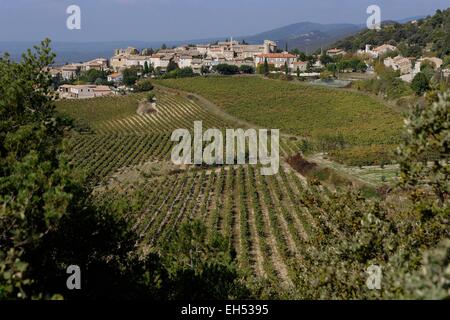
[156,77,404,165]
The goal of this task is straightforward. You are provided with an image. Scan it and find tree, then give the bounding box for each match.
[326,63,337,76]
[160,220,250,299]
[122,67,139,86]
[319,53,334,66]
[134,79,154,92]
[263,58,269,76]
[166,60,179,73]
[0,40,132,299]
[201,65,210,75]
[164,67,195,79]
[320,70,334,80]
[0,39,156,300]
[143,61,150,75]
[443,55,450,68]
[79,69,107,84]
[411,72,430,96]
[147,92,156,102]
[397,91,449,202]
[214,64,239,75]
[284,61,289,75]
[0,39,70,299]
[298,52,307,61]
[239,65,254,74]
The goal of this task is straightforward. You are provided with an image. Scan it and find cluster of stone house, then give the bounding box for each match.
[54,39,309,99]
[354,43,448,83]
[357,44,398,59]
[384,55,445,83]
[108,40,280,73]
[50,58,109,81]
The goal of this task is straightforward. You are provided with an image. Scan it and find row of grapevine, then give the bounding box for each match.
[95,94,229,134]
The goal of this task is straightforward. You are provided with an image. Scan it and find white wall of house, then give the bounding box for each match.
[179,57,193,68]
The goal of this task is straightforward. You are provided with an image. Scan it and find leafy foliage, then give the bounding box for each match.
[396,91,449,202]
[411,72,431,96]
[122,66,140,86]
[134,79,154,92]
[334,8,450,58]
[239,65,255,74]
[162,67,195,79]
[214,64,240,75]
[160,221,251,299]
[291,93,449,298]
[0,39,80,299]
[78,69,108,85]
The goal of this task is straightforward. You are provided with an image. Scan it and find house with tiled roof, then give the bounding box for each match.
[58,85,112,99]
[61,64,82,80]
[373,44,397,57]
[107,72,123,84]
[82,58,108,71]
[255,53,297,69]
[292,61,308,72]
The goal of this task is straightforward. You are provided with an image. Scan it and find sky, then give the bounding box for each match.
[0,0,449,42]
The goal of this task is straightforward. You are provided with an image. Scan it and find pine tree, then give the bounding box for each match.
[264,58,269,76]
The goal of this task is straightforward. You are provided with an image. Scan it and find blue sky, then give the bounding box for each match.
[0,0,449,42]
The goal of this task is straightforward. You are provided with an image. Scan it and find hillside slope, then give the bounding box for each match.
[156,77,403,166]
[333,8,450,58]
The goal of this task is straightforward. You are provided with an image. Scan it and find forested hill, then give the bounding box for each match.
[332,8,450,58]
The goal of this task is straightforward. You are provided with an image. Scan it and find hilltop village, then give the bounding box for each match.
[50,36,449,99]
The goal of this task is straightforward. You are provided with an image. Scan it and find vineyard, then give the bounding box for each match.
[99,163,342,288]
[54,86,345,290]
[55,82,402,292]
[156,77,405,165]
[57,89,306,183]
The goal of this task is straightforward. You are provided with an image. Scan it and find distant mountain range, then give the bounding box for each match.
[237,16,425,52]
[237,22,363,53]
[0,16,424,64]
